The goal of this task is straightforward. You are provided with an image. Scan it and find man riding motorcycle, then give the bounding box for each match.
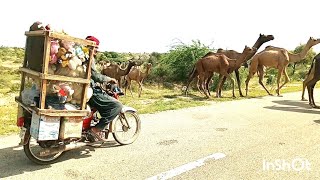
[85,36,123,142]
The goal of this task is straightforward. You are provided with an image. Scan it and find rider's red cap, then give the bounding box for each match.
[85,36,100,46]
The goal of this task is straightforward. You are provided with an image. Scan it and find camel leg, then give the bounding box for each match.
[205,72,214,96]
[306,77,320,108]
[128,80,134,97]
[124,79,128,96]
[216,74,224,98]
[138,81,143,98]
[196,76,204,94]
[245,73,253,97]
[185,66,199,96]
[199,74,209,98]
[257,66,272,96]
[310,83,318,108]
[277,68,290,96]
[301,69,314,101]
[234,69,244,97]
[226,74,236,98]
[307,83,316,108]
[185,79,192,96]
[245,65,258,97]
[219,76,227,97]
[301,77,308,101]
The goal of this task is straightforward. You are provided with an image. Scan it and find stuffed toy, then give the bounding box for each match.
[48,64,57,74]
[50,83,74,103]
[56,47,73,67]
[70,83,93,105]
[49,40,59,64]
[54,64,86,78]
[68,56,82,70]
[29,21,46,31]
[75,45,86,62]
[60,40,75,51]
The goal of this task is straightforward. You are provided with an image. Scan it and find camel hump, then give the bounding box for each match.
[203,51,215,58]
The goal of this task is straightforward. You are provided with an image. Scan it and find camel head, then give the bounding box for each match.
[128,60,137,67]
[306,37,320,48]
[242,45,255,55]
[146,63,152,70]
[258,33,274,43]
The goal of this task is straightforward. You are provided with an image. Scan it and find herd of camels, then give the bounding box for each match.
[185,34,320,108]
[100,60,152,98]
[100,34,320,108]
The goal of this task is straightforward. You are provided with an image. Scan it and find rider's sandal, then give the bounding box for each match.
[89,129,107,142]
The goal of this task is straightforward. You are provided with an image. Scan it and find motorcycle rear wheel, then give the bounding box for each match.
[23,135,64,165]
[112,111,141,145]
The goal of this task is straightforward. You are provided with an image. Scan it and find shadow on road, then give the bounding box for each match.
[0,141,119,178]
[264,100,320,115]
[314,120,320,124]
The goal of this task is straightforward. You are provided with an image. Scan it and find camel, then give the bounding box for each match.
[245,37,320,97]
[185,34,274,96]
[125,63,152,97]
[301,53,320,108]
[196,45,254,98]
[214,34,274,95]
[101,60,136,87]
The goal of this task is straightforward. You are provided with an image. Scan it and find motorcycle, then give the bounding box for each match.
[17,83,141,165]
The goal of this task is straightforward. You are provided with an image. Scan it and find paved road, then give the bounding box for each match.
[1,91,320,179]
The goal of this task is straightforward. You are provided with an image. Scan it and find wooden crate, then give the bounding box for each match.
[16,30,97,117]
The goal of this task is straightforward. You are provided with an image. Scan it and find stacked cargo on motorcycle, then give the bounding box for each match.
[15,29,97,141]
[59,116,83,139]
[30,111,61,140]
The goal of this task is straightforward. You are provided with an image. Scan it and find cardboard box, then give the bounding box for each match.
[30,111,60,141]
[59,117,83,139]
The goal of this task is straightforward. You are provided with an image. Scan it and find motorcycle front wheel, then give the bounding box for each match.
[23,135,64,165]
[112,111,141,145]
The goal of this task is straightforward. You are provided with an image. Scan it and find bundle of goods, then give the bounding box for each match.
[22,22,94,110]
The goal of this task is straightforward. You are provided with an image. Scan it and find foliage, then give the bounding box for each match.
[0,47,24,94]
[288,44,316,80]
[158,40,213,82]
[0,47,24,62]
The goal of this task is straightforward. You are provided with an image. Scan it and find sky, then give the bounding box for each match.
[1,0,320,53]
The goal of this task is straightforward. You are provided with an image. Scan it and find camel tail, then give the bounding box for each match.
[185,65,198,95]
[306,56,317,76]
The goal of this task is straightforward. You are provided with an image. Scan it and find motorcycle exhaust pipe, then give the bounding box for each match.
[39,142,88,157]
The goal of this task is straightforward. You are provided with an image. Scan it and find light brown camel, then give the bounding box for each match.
[185,34,274,96]
[101,60,136,87]
[196,45,254,98]
[245,37,320,96]
[301,53,320,108]
[125,63,152,97]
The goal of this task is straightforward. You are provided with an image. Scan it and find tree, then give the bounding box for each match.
[290,44,316,75]
[159,40,213,82]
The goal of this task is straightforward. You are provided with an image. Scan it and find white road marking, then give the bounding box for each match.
[146,152,226,180]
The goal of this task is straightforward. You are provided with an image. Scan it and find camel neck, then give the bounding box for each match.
[235,51,249,68]
[288,44,312,63]
[245,39,268,61]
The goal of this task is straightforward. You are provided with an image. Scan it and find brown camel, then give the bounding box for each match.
[101,60,136,87]
[206,34,274,94]
[245,37,320,97]
[301,53,320,108]
[125,63,152,97]
[185,34,274,96]
[196,45,254,98]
